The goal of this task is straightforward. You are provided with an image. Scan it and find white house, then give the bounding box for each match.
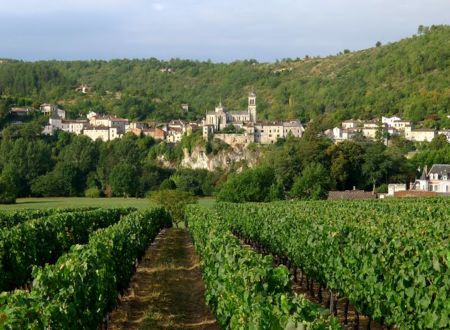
[83,126,120,142]
[342,120,359,130]
[414,165,450,193]
[89,115,129,133]
[404,127,437,142]
[326,127,356,142]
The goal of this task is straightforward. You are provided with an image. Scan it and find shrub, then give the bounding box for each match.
[0,178,16,204]
[84,187,101,198]
[149,190,198,226]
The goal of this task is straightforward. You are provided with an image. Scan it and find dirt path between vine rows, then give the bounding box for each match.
[108,228,218,330]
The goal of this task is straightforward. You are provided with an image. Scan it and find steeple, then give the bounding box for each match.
[248,92,257,123]
[215,97,224,113]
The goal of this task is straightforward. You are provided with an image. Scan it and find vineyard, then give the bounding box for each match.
[214,198,450,329]
[0,207,171,328]
[1,198,449,329]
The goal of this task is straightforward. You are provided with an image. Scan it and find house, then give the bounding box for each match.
[9,107,33,116]
[89,115,129,133]
[325,127,356,142]
[66,120,89,135]
[342,120,359,130]
[127,122,148,132]
[40,104,66,119]
[181,104,189,112]
[412,165,450,193]
[382,116,401,126]
[382,116,412,132]
[362,127,379,140]
[391,120,411,131]
[43,113,88,135]
[166,127,184,143]
[404,126,437,142]
[40,103,57,115]
[254,121,304,144]
[363,120,380,129]
[83,126,120,142]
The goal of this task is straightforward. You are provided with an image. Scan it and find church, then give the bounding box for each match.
[202,92,257,137]
[202,92,304,144]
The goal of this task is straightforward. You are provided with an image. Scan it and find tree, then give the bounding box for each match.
[31,163,83,197]
[429,134,448,150]
[362,143,392,191]
[290,163,331,200]
[217,166,281,202]
[376,41,382,47]
[327,141,364,190]
[170,169,212,196]
[149,190,197,227]
[109,163,138,197]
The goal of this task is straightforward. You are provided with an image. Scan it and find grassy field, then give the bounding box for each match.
[0,197,216,211]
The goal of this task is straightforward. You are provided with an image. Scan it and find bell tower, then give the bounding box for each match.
[248,92,257,123]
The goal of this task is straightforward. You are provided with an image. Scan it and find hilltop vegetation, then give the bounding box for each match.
[0,25,450,127]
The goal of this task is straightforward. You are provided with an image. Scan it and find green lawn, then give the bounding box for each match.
[0,197,216,211]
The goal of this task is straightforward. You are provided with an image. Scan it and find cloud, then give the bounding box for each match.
[0,0,450,61]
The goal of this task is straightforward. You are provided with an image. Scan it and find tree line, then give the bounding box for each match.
[1,120,449,203]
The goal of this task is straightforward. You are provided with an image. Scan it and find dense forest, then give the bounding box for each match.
[1,25,450,128]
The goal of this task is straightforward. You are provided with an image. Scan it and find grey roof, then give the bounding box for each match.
[429,164,450,176]
[420,168,427,180]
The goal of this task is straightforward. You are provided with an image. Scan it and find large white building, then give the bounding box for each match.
[404,126,437,142]
[88,115,129,134]
[83,126,120,142]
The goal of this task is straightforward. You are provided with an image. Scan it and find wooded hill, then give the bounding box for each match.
[0,25,449,128]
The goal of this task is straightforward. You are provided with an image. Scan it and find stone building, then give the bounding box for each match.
[203,92,257,138]
[202,92,303,144]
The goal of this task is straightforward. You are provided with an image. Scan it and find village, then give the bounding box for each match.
[9,92,450,147]
[9,92,305,145]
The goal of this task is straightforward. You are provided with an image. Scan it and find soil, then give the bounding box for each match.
[108,228,218,330]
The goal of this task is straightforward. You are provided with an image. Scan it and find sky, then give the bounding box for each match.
[0,0,449,62]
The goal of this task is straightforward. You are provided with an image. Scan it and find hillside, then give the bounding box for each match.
[0,25,449,128]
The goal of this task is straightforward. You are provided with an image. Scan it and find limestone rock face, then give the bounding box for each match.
[180,145,260,171]
[157,145,261,172]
